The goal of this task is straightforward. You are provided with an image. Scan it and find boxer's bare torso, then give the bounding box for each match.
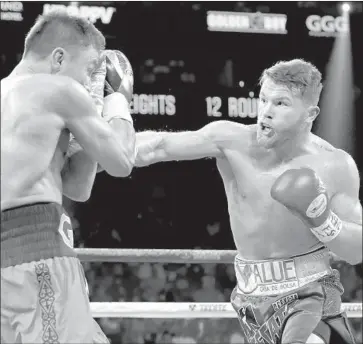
[1,75,70,211]
[217,123,340,260]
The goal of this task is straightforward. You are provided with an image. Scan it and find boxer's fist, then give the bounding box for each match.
[271,168,342,242]
[271,168,330,227]
[104,50,133,103]
[89,57,107,116]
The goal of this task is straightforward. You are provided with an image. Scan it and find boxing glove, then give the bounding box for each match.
[104,50,134,102]
[89,57,107,116]
[102,50,134,124]
[68,58,107,149]
[271,168,342,243]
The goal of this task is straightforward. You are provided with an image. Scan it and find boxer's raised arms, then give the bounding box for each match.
[96,49,136,173]
[1,74,133,210]
[1,10,127,343]
[50,74,134,177]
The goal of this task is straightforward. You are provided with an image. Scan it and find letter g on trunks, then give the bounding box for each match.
[58,213,74,248]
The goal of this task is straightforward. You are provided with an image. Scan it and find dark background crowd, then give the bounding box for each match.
[2,1,362,343]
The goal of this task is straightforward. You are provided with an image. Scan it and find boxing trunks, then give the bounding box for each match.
[1,202,109,344]
[230,248,356,343]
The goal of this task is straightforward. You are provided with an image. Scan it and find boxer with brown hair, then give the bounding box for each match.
[136,59,361,343]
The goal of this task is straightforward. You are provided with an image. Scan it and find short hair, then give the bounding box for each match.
[259,59,323,106]
[23,10,105,58]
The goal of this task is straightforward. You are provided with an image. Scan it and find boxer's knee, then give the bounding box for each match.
[306,333,326,344]
[283,333,325,344]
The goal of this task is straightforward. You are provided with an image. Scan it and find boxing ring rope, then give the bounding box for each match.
[75,248,237,263]
[75,248,363,319]
[90,302,362,319]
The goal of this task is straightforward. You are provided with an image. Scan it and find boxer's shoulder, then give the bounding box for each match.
[313,145,357,177]
[2,74,80,106]
[310,133,336,153]
[206,120,247,135]
[329,148,356,166]
[32,74,86,101]
[21,75,92,119]
[329,149,359,192]
[304,140,359,195]
[308,134,343,166]
[205,120,250,148]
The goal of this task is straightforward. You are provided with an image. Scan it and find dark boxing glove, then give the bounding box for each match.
[271,168,342,243]
[104,50,133,102]
[102,50,134,124]
[89,57,107,116]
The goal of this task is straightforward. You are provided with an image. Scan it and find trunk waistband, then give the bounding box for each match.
[234,248,332,296]
[1,202,76,268]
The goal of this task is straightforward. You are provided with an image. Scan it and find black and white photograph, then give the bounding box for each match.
[1,1,362,343]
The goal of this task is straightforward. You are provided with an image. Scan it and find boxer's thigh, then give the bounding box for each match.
[281,310,322,343]
[1,313,19,344]
[49,257,109,343]
[1,264,40,343]
[44,256,109,343]
[1,305,17,344]
[92,319,111,344]
[322,313,357,344]
[281,292,325,344]
[306,333,326,344]
[281,308,355,344]
[2,257,107,343]
[307,321,331,343]
[305,314,357,344]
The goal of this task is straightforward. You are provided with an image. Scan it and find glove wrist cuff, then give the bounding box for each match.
[310,211,343,243]
[103,93,133,124]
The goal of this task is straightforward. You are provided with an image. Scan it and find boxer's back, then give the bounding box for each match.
[1,75,69,211]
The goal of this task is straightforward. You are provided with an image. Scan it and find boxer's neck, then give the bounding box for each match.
[11,58,49,77]
[271,126,312,164]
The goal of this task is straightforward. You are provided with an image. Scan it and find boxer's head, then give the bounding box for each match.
[23,10,105,89]
[257,59,323,148]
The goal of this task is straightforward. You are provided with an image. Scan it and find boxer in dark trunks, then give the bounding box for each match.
[1,10,135,343]
[135,59,362,343]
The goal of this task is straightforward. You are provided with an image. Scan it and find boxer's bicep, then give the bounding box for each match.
[331,193,362,226]
[61,139,97,202]
[135,130,220,165]
[353,201,362,226]
[160,130,223,161]
[329,193,362,264]
[160,120,241,161]
[135,121,244,165]
[330,150,361,225]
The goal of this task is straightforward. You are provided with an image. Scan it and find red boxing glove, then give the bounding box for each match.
[271,168,342,243]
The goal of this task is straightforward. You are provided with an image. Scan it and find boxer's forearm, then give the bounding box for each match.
[135,128,220,166]
[97,118,136,174]
[135,131,166,167]
[109,117,136,165]
[95,95,135,176]
[62,141,97,202]
[325,221,362,265]
[135,130,182,166]
[326,193,362,265]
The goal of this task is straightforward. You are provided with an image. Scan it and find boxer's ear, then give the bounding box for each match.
[50,47,65,73]
[307,106,320,123]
